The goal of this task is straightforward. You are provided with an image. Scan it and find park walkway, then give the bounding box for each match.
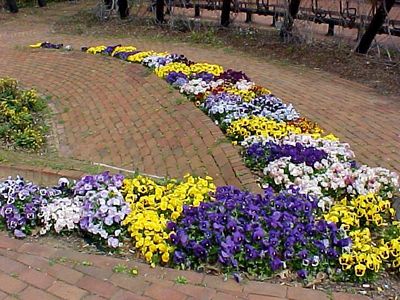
[0,231,370,300]
[0,1,399,184]
[0,2,398,299]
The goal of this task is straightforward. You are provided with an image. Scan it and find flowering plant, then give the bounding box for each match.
[226,117,303,141]
[325,194,400,281]
[0,77,48,150]
[0,176,65,238]
[202,93,299,129]
[74,172,130,248]
[165,71,189,87]
[155,62,191,78]
[168,186,349,280]
[216,69,251,84]
[29,42,63,49]
[122,174,215,264]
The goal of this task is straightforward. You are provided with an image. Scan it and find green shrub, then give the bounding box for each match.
[0,78,48,151]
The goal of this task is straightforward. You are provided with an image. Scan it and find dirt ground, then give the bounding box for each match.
[52,6,400,98]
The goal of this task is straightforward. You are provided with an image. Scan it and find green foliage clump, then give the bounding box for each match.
[0,78,48,150]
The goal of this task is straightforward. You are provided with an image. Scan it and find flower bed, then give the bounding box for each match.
[0,78,47,150]
[17,42,400,283]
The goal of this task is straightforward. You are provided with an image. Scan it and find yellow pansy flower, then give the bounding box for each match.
[122,174,215,264]
[354,264,367,277]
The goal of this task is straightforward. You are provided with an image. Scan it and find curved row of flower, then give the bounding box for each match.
[19,42,400,282]
[78,44,399,206]
[1,171,399,282]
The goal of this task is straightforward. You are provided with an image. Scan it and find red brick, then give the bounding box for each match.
[0,272,27,294]
[287,287,329,300]
[109,273,150,293]
[0,236,25,250]
[163,269,204,284]
[175,284,216,299]
[333,292,371,300]
[203,276,243,293]
[76,275,118,298]
[46,263,84,284]
[0,248,19,260]
[243,282,287,298]
[19,286,59,300]
[0,255,27,274]
[248,295,287,300]
[144,283,187,300]
[18,243,58,258]
[74,264,113,280]
[82,295,107,300]
[212,292,246,300]
[47,280,88,299]
[111,290,151,300]
[19,268,55,289]
[15,253,50,270]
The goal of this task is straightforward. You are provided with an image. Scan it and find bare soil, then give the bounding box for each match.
[52,8,400,98]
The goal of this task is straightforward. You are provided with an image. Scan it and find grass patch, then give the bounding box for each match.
[174,275,188,284]
[112,263,138,276]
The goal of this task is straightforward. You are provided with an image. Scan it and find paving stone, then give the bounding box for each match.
[111,290,151,300]
[243,282,287,298]
[287,287,329,300]
[76,275,118,298]
[0,291,6,300]
[333,292,371,300]
[47,280,88,299]
[248,295,286,300]
[203,276,243,293]
[212,292,246,300]
[18,286,59,300]
[0,272,27,294]
[18,268,56,289]
[108,273,150,293]
[45,263,84,284]
[174,283,216,300]
[144,283,187,300]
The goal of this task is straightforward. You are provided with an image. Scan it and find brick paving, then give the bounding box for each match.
[0,3,398,299]
[0,232,371,300]
[2,2,400,180]
[0,2,399,184]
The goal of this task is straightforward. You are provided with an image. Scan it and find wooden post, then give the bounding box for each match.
[327,22,334,36]
[5,0,18,12]
[280,0,301,37]
[221,0,231,27]
[356,0,395,54]
[156,0,165,23]
[118,0,129,19]
[195,4,200,17]
[245,12,252,23]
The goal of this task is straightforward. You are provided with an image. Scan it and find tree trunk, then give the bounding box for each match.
[155,0,164,23]
[280,0,301,38]
[38,0,46,7]
[355,0,395,54]
[221,0,231,27]
[5,0,18,13]
[118,0,129,19]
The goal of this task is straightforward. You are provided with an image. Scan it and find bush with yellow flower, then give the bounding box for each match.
[121,174,215,265]
[325,194,400,281]
[0,78,47,150]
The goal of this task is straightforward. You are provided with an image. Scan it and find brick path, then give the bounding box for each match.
[0,3,397,299]
[0,2,399,183]
[0,5,258,191]
[0,232,371,300]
